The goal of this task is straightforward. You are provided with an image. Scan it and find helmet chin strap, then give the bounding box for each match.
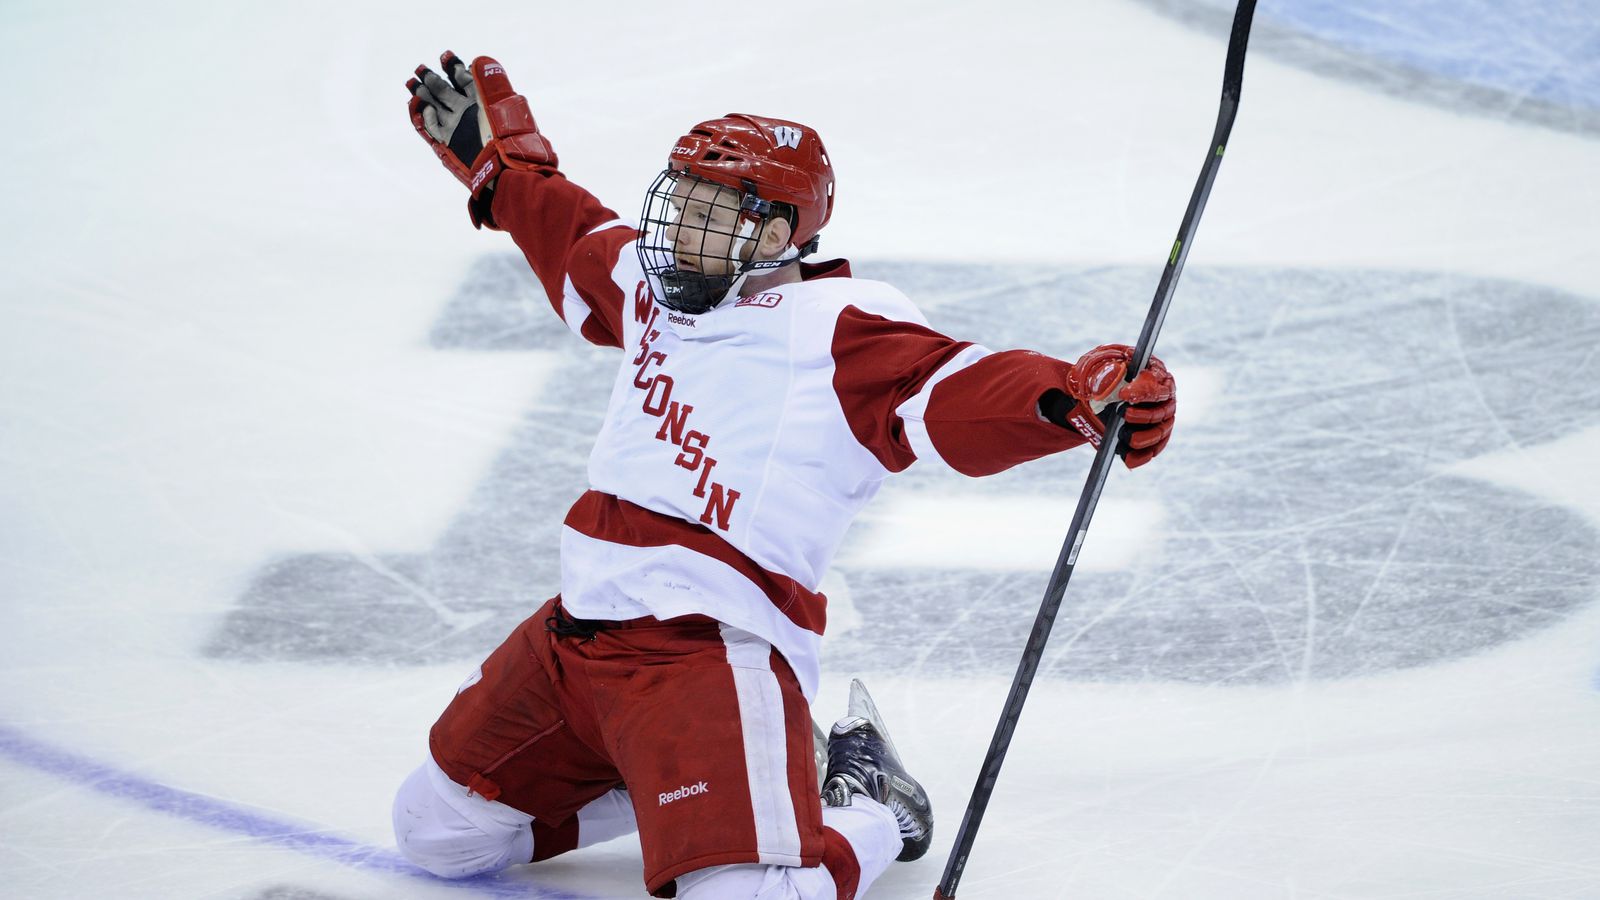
[722,244,799,303]
[720,214,801,304]
[729,217,759,264]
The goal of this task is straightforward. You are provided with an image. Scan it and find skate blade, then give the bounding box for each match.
[846,678,902,761]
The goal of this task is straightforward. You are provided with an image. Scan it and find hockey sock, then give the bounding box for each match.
[821,794,902,897]
[674,797,901,898]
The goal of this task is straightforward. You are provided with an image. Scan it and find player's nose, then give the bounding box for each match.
[672,225,703,252]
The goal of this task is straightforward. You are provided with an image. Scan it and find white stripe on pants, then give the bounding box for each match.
[721,623,804,867]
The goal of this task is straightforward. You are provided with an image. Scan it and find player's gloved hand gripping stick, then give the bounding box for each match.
[934,2,1258,897]
[1044,344,1177,469]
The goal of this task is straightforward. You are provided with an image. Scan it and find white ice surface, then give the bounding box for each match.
[3,1,1599,898]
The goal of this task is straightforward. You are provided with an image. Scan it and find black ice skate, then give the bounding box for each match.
[821,679,933,862]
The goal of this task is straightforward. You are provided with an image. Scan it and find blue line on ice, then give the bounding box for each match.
[0,723,594,899]
[1267,0,1600,110]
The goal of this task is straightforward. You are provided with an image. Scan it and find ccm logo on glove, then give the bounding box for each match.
[470,159,496,192]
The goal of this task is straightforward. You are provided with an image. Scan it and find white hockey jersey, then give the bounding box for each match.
[490,170,1088,698]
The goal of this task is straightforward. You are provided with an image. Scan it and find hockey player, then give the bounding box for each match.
[393,53,1176,899]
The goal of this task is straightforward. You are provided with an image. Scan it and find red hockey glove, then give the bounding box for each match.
[406,52,559,227]
[1042,344,1176,469]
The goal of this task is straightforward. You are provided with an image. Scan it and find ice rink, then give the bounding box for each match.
[4,0,1599,897]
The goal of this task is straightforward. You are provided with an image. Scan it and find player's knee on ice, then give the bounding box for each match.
[391,761,534,879]
[677,862,843,899]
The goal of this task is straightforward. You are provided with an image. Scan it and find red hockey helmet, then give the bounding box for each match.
[667,114,835,250]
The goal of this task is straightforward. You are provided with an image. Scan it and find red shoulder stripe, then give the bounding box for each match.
[490,170,629,347]
[830,305,973,472]
[921,350,1087,476]
[566,225,639,348]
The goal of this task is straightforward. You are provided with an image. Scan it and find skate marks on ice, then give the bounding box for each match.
[830,261,1600,684]
[205,255,1600,684]
[206,254,604,663]
[1138,0,1600,138]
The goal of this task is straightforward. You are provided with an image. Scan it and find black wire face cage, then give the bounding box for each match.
[636,169,789,314]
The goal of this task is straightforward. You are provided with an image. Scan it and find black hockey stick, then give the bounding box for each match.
[933,3,1257,897]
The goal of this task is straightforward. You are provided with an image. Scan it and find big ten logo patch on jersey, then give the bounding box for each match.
[735,292,782,309]
[630,293,743,531]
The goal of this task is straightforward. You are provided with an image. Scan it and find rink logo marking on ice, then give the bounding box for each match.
[0,724,594,900]
[658,780,710,806]
[210,258,1600,684]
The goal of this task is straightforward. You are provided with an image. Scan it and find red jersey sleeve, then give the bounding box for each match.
[489,170,640,349]
[831,305,1087,477]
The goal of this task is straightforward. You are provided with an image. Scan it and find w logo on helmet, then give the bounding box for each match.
[772,126,803,149]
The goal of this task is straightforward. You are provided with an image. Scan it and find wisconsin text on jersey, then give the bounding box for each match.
[629,294,740,532]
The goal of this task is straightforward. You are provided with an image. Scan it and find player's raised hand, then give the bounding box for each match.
[1045,343,1176,468]
[408,52,485,183]
[405,53,559,227]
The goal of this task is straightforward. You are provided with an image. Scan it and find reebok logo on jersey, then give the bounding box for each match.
[658,781,710,806]
[667,312,697,327]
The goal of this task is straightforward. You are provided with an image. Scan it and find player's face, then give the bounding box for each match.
[664,177,746,277]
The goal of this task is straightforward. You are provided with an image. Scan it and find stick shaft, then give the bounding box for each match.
[934,3,1256,896]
